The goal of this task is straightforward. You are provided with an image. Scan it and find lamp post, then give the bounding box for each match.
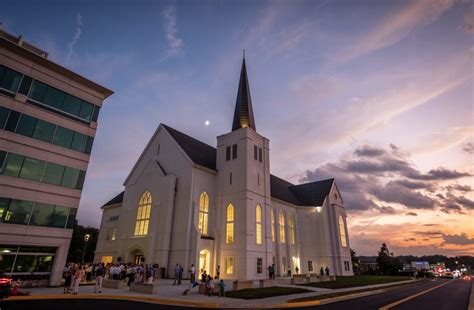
[82,234,91,264]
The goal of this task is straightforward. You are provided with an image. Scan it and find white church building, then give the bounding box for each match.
[94,57,353,280]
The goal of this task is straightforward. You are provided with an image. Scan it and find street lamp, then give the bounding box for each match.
[315,206,322,213]
[82,234,91,264]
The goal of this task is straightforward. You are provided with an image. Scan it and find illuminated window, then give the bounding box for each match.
[198,192,209,235]
[289,213,296,244]
[226,204,234,244]
[107,228,116,240]
[339,216,347,247]
[134,191,152,236]
[225,256,234,274]
[271,208,275,242]
[279,210,286,243]
[101,256,113,264]
[256,204,262,244]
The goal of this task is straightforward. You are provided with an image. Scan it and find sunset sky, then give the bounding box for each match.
[3,0,473,256]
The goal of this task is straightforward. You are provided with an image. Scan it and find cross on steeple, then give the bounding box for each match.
[232,52,256,131]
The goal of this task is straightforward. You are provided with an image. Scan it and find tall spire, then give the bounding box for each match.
[232,51,256,131]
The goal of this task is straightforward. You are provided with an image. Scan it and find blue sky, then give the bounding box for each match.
[2,0,473,256]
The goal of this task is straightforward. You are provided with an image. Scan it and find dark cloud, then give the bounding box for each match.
[370,181,437,209]
[415,230,443,237]
[301,144,472,214]
[462,142,474,154]
[446,184,472,193]
[423,224,438,227]
[407,167,471,181]
[404,237,416,242]
[353,145,386,157]
[379,206,396,214]
[442,233,474,246]
[406,212,418,216]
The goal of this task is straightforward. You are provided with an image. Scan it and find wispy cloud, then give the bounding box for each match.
[337,0,454,63]
[66,12,83,65]
[162,5,183,56]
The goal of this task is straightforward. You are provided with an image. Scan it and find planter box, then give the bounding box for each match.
[291,275,310,285]
[232,280,253,291]
[103,279,123,289]
[258,279,276,288]
[130,282,158,294]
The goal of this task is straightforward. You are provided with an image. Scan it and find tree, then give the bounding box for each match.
[67,220,99,263]
[350,248,361,275]
[376,243,402,275]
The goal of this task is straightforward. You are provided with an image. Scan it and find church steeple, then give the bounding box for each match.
[232,52,256,131]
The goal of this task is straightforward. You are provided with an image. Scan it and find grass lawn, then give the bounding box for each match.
[289,281,416,303]
[302,275,412,289]
[224,286,311,300]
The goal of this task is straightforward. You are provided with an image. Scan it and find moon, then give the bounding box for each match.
[205,120,210,126]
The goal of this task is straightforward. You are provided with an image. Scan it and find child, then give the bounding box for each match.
[219,279,225,297]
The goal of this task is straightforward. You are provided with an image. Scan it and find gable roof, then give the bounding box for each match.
[102,125,335,208]
[162,124,217,171]
[102,191,124,208]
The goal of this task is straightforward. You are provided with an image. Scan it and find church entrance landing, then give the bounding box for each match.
[199,249,210,274]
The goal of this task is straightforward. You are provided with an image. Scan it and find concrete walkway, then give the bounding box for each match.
[10,278,419,308]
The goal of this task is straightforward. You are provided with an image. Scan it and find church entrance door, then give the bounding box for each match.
[199,249,210,274]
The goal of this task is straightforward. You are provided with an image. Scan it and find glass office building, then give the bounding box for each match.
[0,30,113,286]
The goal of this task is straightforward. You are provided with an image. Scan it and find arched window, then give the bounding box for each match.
[339,216,347,247]
[226,204,234,244]
[279,210,285,244]
[256,204,262,244]
[271,208,275,242]
[289,213,296,244]
[134,191,152,236]
[198,192,209,235]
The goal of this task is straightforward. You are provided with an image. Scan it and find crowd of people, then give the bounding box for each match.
[62,262,159,294]
[63,262,329,296]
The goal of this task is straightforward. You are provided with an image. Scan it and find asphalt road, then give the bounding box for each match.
[0,279,471,310]
[308,278,472,310]
[0,298,191,310]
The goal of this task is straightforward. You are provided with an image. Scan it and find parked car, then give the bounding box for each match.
[0,272,12,300]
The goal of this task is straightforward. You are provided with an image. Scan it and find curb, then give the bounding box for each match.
[468,279,474,310]
[7,294,220,308]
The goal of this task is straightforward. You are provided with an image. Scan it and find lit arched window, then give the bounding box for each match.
[256,204,262,244]
[339,216,347,247]
[134,191,152,236]
[198,192,209,235]
[226,204,234,244]
[271,208,275,242]
[289,213,296,244]
[279,210,286,244]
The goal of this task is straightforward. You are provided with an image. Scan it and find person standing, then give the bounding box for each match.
[173,264,180,285]
[64,269,72,294]
[216,265,220,279]
[219,280,225,297]
[178,265,183,285]
[295,266,299,275]
[73,268,82,294]
[325,266,330,276]
[320,266,324,276]
[287,266,291,277]
[190,264,196,284]
[95,263,104,293]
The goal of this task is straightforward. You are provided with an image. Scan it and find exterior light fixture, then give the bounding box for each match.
[315,206,322,213]
[84,234,91,242]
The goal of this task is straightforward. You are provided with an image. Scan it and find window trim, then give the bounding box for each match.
[198,191,209,235]
[256,204,262,245]
[226,203,234,244]
[134,191,152,236]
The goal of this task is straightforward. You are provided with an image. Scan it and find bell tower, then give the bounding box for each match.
[215,53,273,280]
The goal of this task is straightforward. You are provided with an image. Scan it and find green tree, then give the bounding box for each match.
[376,243,402,275]
[350,248,361,275]
[67,220,99,263]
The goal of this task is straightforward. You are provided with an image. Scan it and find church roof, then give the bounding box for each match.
[102,191,124,207]
[102,125,335,208]
[162,124,217,170]
[232,56,256,131]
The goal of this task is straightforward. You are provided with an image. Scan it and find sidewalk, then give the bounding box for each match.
[9,278,419,308]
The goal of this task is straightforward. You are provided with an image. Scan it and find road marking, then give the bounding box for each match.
[378,280,454,310]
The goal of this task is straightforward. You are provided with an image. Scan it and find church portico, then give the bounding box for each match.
[94,56,353,280]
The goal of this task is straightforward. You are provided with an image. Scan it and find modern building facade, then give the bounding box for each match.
[0,30,113,286]
[95,57,352,280]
